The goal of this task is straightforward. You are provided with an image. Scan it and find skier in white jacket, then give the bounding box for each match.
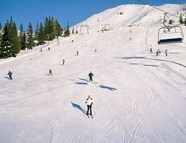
[85,95,93,117]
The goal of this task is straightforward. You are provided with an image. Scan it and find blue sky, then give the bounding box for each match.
[0,0,185,30]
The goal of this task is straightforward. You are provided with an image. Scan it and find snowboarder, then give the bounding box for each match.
[49,69,53,75]
[63,59,65,65]
[85,95,93,118]
[164,49,168,56]
[7,70,13,80]
[88,71,94,82]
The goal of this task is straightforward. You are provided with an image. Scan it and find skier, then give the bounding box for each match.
[158,49,161,54]
[63,59,65,65]
[88,71,94,82]
[85,95,93,118]
[164,49,168,56]
[150,48,153,53]
[156,49,161,56]
[7,70,13,80]
[49,69,53,75]
[77,51,79,56]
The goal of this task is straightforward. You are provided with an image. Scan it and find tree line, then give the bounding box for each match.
[0,16,70,58]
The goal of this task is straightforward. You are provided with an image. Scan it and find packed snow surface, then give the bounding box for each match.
[0,4,186,143]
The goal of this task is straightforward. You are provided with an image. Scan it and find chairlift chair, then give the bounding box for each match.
[158,25,184,44]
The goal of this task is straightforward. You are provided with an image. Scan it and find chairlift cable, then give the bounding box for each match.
[137,0,180,18]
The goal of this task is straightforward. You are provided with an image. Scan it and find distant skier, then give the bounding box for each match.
[158,49,161,54]
[85,95,93,118]
[156,49,160,56]
[77,51,79,56]
[164,49,168,56]
[156,50,159,56]
[7,70,13,80]
[49,69,53,75]
[150,48,153,53]
[88,71,94,82]
[63,59,65,65]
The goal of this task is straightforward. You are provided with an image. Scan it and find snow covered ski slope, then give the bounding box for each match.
[0,4,186,143]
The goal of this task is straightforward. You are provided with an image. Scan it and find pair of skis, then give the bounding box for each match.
[87,114,93,118]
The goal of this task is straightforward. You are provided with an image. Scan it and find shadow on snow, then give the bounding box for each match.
[71,102,86,115]
[99,85,117,91]
[75,78,89,85]
[117,56,186,68]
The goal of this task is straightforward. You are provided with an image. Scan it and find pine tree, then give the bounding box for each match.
[1,21,12,58]
[184,18,186,26]
[21,32,27,50]
[0,22,2,53]
[54,19,62,37]
[35,21,39,40]
[19,24,26,50]
[27,22,34,49]
[11,22,20,56]
[38,22,45,45]
[44,17,50,41]
[64,22,70,37]
[1,18,20,58]
[49,17,55,40]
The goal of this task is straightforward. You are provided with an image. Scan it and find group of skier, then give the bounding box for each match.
[150,48,168,56]
[48,70,94,118]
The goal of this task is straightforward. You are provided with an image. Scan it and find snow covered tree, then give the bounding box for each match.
[27,22,34,49]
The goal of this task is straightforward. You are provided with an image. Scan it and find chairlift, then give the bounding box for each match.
[158,26,184,44]
[158,13,184,44]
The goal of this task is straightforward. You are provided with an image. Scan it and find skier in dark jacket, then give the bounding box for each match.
[88,71,94,82]
[7,71,13,80]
